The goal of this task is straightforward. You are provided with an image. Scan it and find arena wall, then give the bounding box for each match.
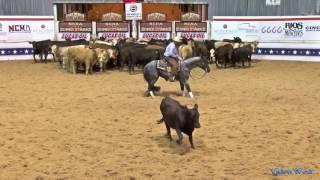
[0,16,54,61]
[211,16,320,62]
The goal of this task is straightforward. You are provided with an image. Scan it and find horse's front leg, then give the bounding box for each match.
[179,81,186,97]
[184,81,194,99]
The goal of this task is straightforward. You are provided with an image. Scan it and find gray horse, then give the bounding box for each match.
[143,57,211,98]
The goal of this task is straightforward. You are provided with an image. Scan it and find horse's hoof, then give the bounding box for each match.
[144,91,150,97]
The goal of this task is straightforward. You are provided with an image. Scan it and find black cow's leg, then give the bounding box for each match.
[188,133,195,149]
[52,53,56,62]
[44,52,48,64]
[175,128,183,145]
[40,53,44,63]
[165,122,172,141]
[33,53,37,63]
[248,55,252,67]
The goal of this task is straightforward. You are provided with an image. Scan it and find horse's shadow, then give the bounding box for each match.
[157,90,201,97]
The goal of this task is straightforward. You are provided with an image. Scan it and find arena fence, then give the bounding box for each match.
[1,15,320,62]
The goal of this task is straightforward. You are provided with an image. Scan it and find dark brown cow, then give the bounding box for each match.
[158,96,200,149]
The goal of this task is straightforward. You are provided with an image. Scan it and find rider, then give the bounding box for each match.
[164,36,183,81]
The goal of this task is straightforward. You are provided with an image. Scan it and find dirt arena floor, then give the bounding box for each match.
[0,60,319,180]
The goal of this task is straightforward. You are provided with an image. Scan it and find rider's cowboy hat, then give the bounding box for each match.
[173,36,182,42]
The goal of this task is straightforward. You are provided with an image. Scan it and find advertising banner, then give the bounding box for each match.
[211,16,320,62]
[139,22,172,39]
[125,3,142,20]
[58,21,92,40]
[0,16,54,60]
[96,22,130,39]
[175,22,208,39]
[211,16,320,42]
[0,16,54,42]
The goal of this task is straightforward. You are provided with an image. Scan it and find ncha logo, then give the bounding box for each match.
[9,25,31,32]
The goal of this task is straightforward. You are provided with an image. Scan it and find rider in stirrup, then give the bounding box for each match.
[164,36,183,82]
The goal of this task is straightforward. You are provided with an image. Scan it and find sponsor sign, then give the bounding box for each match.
[211,16,320,62]
[58,21,91,40]
[96,22,130,39]
[0,16,54,42]
[96,22,129,32]
[175,22,208,39]
[211,16,320,42]
[59,33,89,40]
[138,32,171,39]
[125,3,142,20]
[139,22,171,39]
[175,22,206,32]
[97,32,129,40]
[140,22,172,32]
[266,0,281,6]
[176,32,207,39]
[58,22,92,32]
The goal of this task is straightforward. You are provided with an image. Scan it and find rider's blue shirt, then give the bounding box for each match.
[164,42,182,60]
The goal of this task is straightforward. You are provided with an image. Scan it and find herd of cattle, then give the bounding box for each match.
[29,37,259,75]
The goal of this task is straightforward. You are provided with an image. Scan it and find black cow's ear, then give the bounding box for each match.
[194,104,198,110]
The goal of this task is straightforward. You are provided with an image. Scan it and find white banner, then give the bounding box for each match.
[211,16,320,42]
[138,32,171,40]
[97,32,129,40]
[211,16,320,62]
[57,32,91,41]
[0,16,54,42]
[176,32,208,40]
[125,3,142,20]
[266,0,281,6]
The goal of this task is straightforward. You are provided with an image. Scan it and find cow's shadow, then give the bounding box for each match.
[150,134,191,155]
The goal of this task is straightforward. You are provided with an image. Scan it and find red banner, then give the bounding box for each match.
[140,22,172,32]
[96,22,129,32]
[59,22,92,32]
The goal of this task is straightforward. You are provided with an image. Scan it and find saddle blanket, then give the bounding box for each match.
[156,59,168,71]
[156,59,181,72]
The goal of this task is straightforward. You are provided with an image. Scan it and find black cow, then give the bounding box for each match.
[116,43,146,70]
[29,39,53,63]
[128,46,162,74]
[148,39,171,47]
[214,44,233,68]
[194,41,209,62]
[232,45,254,67]
[222,37,242,43]
[50,39,89,47]
[158,96,200,149]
